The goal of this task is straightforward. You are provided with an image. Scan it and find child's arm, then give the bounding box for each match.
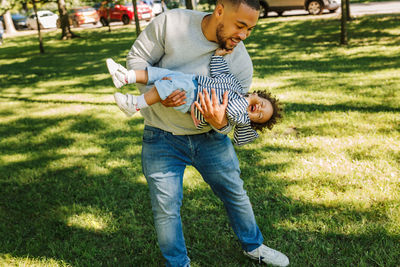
[209,49,233,78]
[233,125,259,146]
[214,48,233,57]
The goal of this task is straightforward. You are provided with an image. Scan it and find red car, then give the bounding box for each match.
[98,1,153,26]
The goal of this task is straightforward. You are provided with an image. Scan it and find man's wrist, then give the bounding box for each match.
[211,122,232,134]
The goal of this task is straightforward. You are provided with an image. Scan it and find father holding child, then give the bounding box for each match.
[111,0,290,266]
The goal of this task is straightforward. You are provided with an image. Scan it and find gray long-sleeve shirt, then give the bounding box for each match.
[126,8,253,135]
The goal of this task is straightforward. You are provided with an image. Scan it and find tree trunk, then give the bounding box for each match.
[132,0,141,36]
[0,0,17,34]
[108,3,111,32]
[3,11,17,34]
[340,0,348,45]
[185,0,195,10]
[346,0,351,21]
[32,0,44,53]
[57,0,79,40]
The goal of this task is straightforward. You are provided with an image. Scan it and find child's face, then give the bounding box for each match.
[246,93,273,124]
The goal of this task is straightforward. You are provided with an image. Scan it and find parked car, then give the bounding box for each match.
[259,0,340,17]
[26,10,58,29]
[67,7,99,27]
[97,1,153,26]
[0,13,28,30]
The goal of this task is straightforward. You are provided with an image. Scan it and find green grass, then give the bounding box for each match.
[1,15,399,266]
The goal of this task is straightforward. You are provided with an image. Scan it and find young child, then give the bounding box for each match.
[106,48,282,146]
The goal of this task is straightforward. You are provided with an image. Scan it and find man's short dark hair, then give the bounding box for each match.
[246,90,283,132]
[218,0,261,11]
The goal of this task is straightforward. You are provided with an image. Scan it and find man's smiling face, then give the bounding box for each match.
[215,3,259,50]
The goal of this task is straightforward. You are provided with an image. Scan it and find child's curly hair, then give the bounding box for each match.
[245,90,283,132]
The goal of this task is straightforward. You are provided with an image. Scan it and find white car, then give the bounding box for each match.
[259,0,340,17]
[27,10,58,29]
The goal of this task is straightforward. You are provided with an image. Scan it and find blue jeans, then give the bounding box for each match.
[141,125,264,267]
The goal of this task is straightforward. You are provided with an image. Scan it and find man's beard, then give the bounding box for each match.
[216,23,229,50]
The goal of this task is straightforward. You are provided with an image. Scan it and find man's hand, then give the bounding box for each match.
[160,90,187,107]
[159,77,187,107]
[194,88,229,130]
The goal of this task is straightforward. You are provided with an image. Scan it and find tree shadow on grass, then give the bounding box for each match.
[247,15,400,78]
[0,114,163,266]
[1,15,399,266]
[0,29,139,96]
[1,115,399,266]
[284,102,400,114]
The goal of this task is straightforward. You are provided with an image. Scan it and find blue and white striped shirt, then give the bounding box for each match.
[194,55,259,146]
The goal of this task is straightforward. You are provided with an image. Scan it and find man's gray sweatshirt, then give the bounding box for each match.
[126,8,253,135]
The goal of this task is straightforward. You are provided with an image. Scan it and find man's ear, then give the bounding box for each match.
[215,2,225,19]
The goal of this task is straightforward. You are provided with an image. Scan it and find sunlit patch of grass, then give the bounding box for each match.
[65,210,110,232]
[0,254,69,267]
[183,166,206,190]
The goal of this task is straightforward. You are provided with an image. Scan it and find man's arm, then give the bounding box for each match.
[226,44,253,94]
[126,13,186,107]
[126,13,166,72]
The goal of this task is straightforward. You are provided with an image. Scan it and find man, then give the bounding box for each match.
[118,0,290,266]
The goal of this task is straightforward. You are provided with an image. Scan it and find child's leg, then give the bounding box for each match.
[143,86,162,105]
[114,86,161,117]
[146,66,181,84]
[106,58,149,88]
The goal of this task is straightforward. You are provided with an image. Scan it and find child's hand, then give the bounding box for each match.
[215,48,233,56]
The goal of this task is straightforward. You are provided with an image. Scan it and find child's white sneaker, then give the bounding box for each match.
[114,92,140,117]
[106,58,128,89]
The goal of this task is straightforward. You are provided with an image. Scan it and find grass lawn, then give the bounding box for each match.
[1,14,399,267]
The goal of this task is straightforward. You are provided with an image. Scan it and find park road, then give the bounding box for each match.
[3,1,400,39]
[262,0,400,18]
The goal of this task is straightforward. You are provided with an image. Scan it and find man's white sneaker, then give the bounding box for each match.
[106,58,128,89]
[114,92,140,117]
[244,244,289,266]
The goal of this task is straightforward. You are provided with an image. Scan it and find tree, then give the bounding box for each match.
[346,0,351,21]
[0,0,17,34]
[32,0,44,52]
[185,0,195,10]
[340,0,348,45]
[2,10,17,33]
[57,0,79,40]
[131,0,140,36]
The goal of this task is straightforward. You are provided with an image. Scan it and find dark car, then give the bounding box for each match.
[259,0,340,17]
[0,13,28,30]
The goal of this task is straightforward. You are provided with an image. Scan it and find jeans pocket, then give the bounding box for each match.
[143,128,160,143]
[207,130,228,142]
